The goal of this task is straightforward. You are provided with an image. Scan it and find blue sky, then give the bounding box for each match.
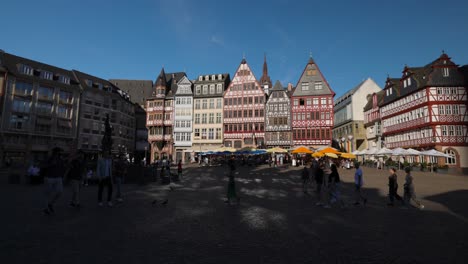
[2,0,468,97]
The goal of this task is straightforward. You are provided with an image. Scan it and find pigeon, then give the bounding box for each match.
[161,199,168,206]
[169,186,175,191]
[151,199,158,206]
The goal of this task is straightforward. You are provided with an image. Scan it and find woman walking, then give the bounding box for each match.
[329,163,345,207]
[403,167,425,209]
[388,168,403,206]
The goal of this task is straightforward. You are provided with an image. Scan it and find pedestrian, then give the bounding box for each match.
[113,154,127,203]
[354,163,367,205]
[403,167,424,209]
[177,160,182,180]
[329,163,345,208]
[301,166,310,194]
[67,150,85,208]
[387,168,403,206]
[315,160,324,206]
[322,158,332,208]
[226,157,239,205]
[43,147,66,215]
[96,151,113,207]
[309,158,318,190]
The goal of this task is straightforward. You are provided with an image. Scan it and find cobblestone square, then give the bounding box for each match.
[1,164,467,264]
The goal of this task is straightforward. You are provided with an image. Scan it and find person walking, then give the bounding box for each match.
[67,150,85,208]
[43,147,66,215]
[315,160,324,206]
[301,166,310,194]
[329,163,345,208]
[322,158,332,208]
[113,154,127,203]
[96,151,113,207]
[226,157,239,205]
[354,163,367,206]
[388,168,403,206]
[403,167,424,209]
[177,160,183,181]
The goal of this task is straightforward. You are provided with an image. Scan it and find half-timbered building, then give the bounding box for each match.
[223,58,265,149]
[380,53,468,173]
[146,68,185,162]
[363,90,384,150]
[265,80,291,147]
[173,76,193,163]
[291,57,335,148]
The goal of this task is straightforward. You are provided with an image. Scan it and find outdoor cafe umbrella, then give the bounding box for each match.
[340,153,356,159]
[291,146,313,154]
[266,147,288,153]
[376,147,393,156]
[215,146,237,153]
[318,147,341,154]
[312,152,325,158]
[421,149,452,173]
[325,153,339,159]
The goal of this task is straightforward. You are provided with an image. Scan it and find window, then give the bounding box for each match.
[216,98,222,108]
[208,128,214,139]
[210,85,215,94]
[58,75,70,84]
[321,98,326,105]
[294,99,298,106]
[194,114,200,124]
[36,102,53,114]
[313,98,319,105]
[198,76,203,81]
[194,128,200,137]
[448,125,455,136]
[202,85,208,94]
[19,64,34,75]
[216,128,222,139]
[299,99,305,106]
[201,128,207,139]
[202,114,207,124]
[195,100,200,109]
[209,113,214,124]
[315,81,323,90]
[59,90,73,104]
[452,105,459,115]
[446,105,452,115]
[445,149,456,165]
[443,68,449,77]
[10,115,29,130]
[40,71,53,80]
[306,98,311,106]
[12,99,31,113]
[217,84,223,94]
[301,82,309,91]
[15,82,33,96]
[216,113,222,123]
[195,85,201,95]
[441,126,447,136]
[202,99,207,109]
[57,105,72,119]
[455,126,462,136]
[209,99,215,109]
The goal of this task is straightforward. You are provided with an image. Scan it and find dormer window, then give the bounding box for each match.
[85,79,93,87]
[40,70,53,80]
[58,75,70,84]
[314,81,323,90]
[218,74,222,80]
[205,75,209,81]
[443,68,449,77]
[97,83,103,90]
[19,64,34,75]
[211,75,215,80]
[198,76,202,81]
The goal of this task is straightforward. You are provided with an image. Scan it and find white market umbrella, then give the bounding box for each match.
[352,150,361,155]
[376,147,393,156]
[366,148,378,155]
[421,149,452,173]
[391,147,409,156]
[357,149,367,155]
[406,148,422,155]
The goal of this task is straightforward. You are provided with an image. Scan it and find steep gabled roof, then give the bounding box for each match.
[363,90,384,111]
[292,57,335,97]
[270,80,284,91]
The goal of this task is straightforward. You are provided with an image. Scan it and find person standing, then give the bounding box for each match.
[322,158,332,208]
[315,160,324,206]
[113,154,127,203]
[226,157,239,205]
[403,167,424,209]
[67,150,85,208]
[354,163,367,206]
[177,160,183,181]
[329,163,345,208]
[388,168,403,206]
[301,166,310,194]
[96,151,113,207]
[43,148,66,215]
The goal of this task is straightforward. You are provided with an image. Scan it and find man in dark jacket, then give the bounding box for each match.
[43,147,66,215]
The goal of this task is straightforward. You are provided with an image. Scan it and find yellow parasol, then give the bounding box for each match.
[312,152,325,158]
[291,146,313,154]
[318,147,341,154]
[325,153,339,158]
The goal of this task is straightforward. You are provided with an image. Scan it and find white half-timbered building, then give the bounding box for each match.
[265,80,291,147]
[173,76,193,163]
[381,53,468,173]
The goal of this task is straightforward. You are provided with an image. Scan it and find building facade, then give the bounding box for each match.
[363,90,384,150]
[173,76,193,163]
[223,58,265,149]
[265,80,291,147]
[380,53,468,173]
[291,57,335,148]
[108,79,154,164]
[0,51,81,165]
[146,69,185,162]
[73,71,135,158]
[333,78,382,152]
[192,73,230,153]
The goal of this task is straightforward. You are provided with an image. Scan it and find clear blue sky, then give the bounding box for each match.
[2,0,468,97]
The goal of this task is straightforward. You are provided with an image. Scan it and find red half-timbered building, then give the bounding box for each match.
[380,53,468,173]
[223,58,265,149]
[291,57,335,147]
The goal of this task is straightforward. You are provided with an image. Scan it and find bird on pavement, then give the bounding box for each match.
[151,199,158,206]
[161,199,168,206]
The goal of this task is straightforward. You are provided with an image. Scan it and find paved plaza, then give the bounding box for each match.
[1,164,467,264]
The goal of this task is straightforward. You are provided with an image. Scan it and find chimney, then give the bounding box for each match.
[287,83,293,92]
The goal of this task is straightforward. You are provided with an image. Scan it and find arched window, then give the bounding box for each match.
[445,149,457,165]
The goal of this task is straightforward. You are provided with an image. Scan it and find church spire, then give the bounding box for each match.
[260,53,272,92]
